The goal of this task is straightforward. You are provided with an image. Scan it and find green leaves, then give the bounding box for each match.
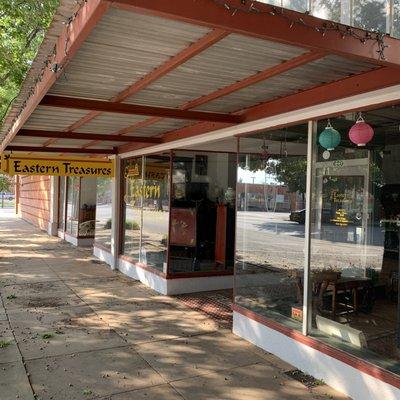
[0,174,12,192]
[0,0,58,122]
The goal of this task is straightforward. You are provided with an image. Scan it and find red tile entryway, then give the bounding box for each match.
[175,289,233,328]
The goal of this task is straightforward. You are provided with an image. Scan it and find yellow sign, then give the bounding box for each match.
[0,153,114,178]
[331,208,351,227]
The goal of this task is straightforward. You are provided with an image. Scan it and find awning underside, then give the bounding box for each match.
[3,1,400,156]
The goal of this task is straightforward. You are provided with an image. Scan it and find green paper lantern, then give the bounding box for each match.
[318,123,341,151]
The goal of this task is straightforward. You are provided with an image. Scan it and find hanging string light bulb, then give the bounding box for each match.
[348,113,374,147]
[319,119,341,151]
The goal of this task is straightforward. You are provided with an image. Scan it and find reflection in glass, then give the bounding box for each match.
[394,0,400,38]
[123,158,143,260]
[58,177,65,231]
[259,0,398,38]
[353,0,386,32]
[79,178,96,237]
[95,178,112,249]
[311,0,341,22]
[310,108,400,373]
[169,151,236,274]
[141,155,170,272]
[282,0,308,12]
[66,177,79,236]
[235,126,308,329]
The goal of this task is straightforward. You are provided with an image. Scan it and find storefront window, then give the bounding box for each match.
[311,0,341,22]
[58,177,66,231]
[66,176,79,236]
[141,155,170,272]
[394,0,400,38]
[235,126,308,329]
[78,178,96,237]
[261,0,399,38]
[95,178,112,249]
[353,0,387,32]
[282,0,308,12]
[169,150,236,275]
[310,108,400,373]
[122,157,143,260]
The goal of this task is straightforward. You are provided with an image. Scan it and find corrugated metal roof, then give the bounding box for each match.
[48,8,211,100]
[73,113,149,135]
[125,33,306,108]
[128,118,195,137]
[195,55,379,113]
[23,107,90,131]
[2,4,389,154]
[12,136,48,146]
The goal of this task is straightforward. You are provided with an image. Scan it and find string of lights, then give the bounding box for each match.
[209,0,388,60]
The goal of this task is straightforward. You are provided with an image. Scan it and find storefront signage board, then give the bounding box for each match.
[0,153,114,177]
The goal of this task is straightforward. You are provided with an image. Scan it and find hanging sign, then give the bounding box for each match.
[0,153,114,178]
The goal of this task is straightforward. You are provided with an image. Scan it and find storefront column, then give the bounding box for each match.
[111,155,122,270]
[47,176,59,236]
[302,120,316,335]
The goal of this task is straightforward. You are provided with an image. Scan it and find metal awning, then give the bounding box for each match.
[1,0,400,156]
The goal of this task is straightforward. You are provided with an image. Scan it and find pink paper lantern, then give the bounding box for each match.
[348,116,374,147]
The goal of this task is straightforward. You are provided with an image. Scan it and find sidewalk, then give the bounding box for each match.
[0,211,348,400]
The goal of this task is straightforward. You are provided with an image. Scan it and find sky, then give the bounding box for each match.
[237,167,278,184]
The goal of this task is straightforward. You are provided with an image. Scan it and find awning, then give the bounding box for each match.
[1,0,400,157]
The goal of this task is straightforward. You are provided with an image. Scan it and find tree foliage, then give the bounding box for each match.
[0,0,58,122]
[239,154,307,194]
[0,174,12,192]
[271,157,307,194]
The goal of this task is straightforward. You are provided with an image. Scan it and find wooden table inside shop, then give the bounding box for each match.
[329,277,372,320]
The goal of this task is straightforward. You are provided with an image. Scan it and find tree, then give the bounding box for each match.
[272,157,307,195]
[0,0,59,122]
[353,0,386,32]
[0,174,11,193]
[239,154,307,195]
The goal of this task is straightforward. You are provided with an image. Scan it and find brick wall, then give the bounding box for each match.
[18,175,51,231]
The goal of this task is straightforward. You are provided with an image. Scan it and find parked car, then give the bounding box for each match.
[1,193,14,201]
[290,209,305,224]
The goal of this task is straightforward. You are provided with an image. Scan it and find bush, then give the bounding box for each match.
[103,219,140,230]
[125,220,140,230]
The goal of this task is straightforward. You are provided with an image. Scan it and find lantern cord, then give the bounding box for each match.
[356,112,365,122]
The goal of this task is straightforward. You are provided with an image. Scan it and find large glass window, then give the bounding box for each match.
[78,178,96,237]
[123,157,143,260]
[141,155,170,272]
[310,108,400,373]
[235,125,308,329]
[122,154,170,272]
[66,177,79,236]
[394,0,400,37]
[58,177,66,231]
[353,0,387,32]
[311,0,341,22]
[282,0,308,12]
[258,0,400,38]
[169,151,236,275]
[95,178,113,249]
